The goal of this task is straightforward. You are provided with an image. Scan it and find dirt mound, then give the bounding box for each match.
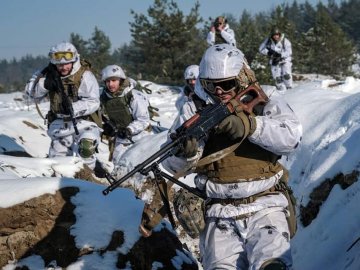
[300,170,359,227]
[0,187,79,268]
[0,186,199,269]
[120,225,198,269]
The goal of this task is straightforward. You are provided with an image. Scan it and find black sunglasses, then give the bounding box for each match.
[200,77,238,94]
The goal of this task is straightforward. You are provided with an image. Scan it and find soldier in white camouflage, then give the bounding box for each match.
[163,44,302,270]
[100,65,152,178]
[26,42,101,170]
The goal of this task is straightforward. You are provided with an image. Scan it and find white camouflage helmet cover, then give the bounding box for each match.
[49,42,79,64]
[184,65,199,80]
[101,65,126,81]
[199,44,244,79]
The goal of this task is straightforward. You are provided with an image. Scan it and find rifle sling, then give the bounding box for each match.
[35,101,47,120]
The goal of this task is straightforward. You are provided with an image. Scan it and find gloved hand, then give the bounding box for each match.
[268,48,282,57]
[273,51,282,58]
[271,55,282,66]
[117,127,132,139]
[102,121,117,137]
[176,136,198,158]
[217,113,256,140]
[267,48,275,56]
[25,70,42,94]
[44,63,61,93]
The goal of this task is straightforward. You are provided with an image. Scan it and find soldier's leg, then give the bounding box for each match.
[47,119,75,157]
[110,141,131,178]
[200,217,248,270]
[49,135,73,157]
[282,62,293,89]
[246,209,292,270]
[271,65,286,91]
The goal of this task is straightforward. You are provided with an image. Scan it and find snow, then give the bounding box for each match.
[0,77,360,269]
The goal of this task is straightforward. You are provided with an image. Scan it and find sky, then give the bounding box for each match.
[0,75,360,269]
[0,0,342,61]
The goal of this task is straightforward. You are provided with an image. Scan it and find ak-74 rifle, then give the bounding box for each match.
[102,83,269,198]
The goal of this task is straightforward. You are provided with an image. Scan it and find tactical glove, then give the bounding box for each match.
[267,48,275,56]
[102,121,117,137]
[176,137,198,158]
[44,63,61,93]
[273,51,282,58]
[117,127,132,139]
[272,56,282,66]
[217,113,256,141]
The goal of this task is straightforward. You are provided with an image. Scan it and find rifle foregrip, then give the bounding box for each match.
[183,114,200,129]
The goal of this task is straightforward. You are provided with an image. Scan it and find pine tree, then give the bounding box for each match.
[298,1,317,33]
[334,0,360,49]
[305,4,356,76]
[87,27,112,78]
[128,0,205,84]
[235,10,264,64]
[70,33,89,59]
[112,42,145,80]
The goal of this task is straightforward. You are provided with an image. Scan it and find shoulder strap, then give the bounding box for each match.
[71,60,90,89]
[124,89,134,105]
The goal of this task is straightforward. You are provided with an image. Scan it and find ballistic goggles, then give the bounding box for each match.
[50,51,75,61]
[200,77,239,94]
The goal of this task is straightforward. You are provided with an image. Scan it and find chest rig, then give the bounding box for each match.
[49,60,90,115]
[100,78,134,130]
[196,63,284,183]
[47,60,102,127]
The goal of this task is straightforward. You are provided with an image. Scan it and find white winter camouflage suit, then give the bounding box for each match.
[207,23,236,47]
[163,83,302,270]
[169,87,203,134]
[108,79,152,175]
[26,58,101,169]
[259,34,293,91]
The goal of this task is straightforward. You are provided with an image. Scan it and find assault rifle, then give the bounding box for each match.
[102,83,269,198]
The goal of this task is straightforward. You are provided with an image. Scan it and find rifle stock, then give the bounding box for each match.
[102,83,268,196]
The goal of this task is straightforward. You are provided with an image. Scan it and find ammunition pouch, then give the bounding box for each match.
[173,188,206,239]
[206,169,297,238]
[46,111,57,127]
[47,110,101,127]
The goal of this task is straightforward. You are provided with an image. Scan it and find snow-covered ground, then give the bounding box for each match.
[0,76,359,269]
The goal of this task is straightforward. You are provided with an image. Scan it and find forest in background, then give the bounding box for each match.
[0,0,359,93]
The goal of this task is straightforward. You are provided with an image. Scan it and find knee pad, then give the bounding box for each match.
[78,138,97,158]
[275,77,282,84]
[260,259,287,270]
[283,73,291,80]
